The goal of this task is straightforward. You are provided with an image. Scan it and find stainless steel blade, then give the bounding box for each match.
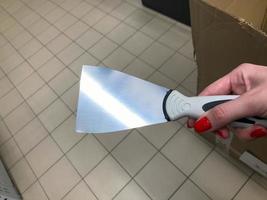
[76,65,169,133]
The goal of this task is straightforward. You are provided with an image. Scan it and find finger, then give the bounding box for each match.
[199,75,232,96]
[235,125,267,140]
[194,96,253,133]
[187,118,195,128]
[215,127,229,139]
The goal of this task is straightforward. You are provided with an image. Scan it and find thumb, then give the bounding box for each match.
[194,96,253,133]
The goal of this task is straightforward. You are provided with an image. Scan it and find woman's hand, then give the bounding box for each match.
[188,63,267,140]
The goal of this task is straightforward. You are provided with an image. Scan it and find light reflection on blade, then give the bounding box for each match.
[80,72,148,129]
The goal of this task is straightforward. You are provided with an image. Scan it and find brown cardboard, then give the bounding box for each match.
[190,0,267,165]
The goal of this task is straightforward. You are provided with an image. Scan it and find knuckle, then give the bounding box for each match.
[210,106,227,122]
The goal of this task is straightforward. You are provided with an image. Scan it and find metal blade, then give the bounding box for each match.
[76,65,169,133]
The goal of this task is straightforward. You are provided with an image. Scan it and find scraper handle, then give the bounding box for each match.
[164,90,267,128]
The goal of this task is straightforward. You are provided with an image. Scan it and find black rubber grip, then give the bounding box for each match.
[162,90,173,121]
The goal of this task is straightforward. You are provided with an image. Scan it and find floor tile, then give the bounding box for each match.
[234,179,267,200]
[26,136,63,177]
[20,12,41,28]
[61,82,79,112]
[181,69,198,95]
[107,23,136,45]
[27,85,58,115]
[98,0,123,13]
[89,37,118,60]
[18,39,43,59]
[17,72,45,99]
[103,47,135,70]
[0,89,24,118]
[111,2,137,20]
[122,32,153,56]
[38,99,72,132]
[69,52,99,76]
[54,13,78,31]
[10,158,36,193]
[135,153,186,200]
[0,43,16,62]
[162,127,212,175]
[27,47,53,70]
[10,30,33,49]
[67,134,107,177]
[27,19,50,37]
[0,77,13,98]
[140,17,172,39]
[123,58,154,79]
[49,68,78,95]
[148,71,177,89]
[124,8,154,29]
[0,53,24,73]
[85,155,131,200]
[159,53,196,84]
[179,40,194,60]
[36,26,61,45]
[93,15,120,35]
[3,23,24,41]
[159,28,190,50]
[37,57,65,82]
[22,182,48,200]
[112,130,156,175]
[85,0,103,6]
[191,151,248,200]
[0,35,7,47]
[44,6,66,24]
[46,34,72,54]
[0,120,11,146]
[0,17,17,33]
[35,1,56,17]
[76,28,103,50]
[15,118,48,155]
[95,130,130,151]
[4,102,35,135]
[0,138,23,169]
[114,181,150,200]
[63,180,97,200]
[40,156,80,200]
[81,7,106,26]
[52,115,83,153]
[57,43,84,65]
[138,121,181,149]
[170,180,210,200]
[251,173,267,190]
[140,42,174,69]
[64,21,89,40]
[8,61,33,86]
[70,1,93,19]
[61,0,82,11]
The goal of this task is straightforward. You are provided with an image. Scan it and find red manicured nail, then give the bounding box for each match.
[194,117,212,133]
[216,130,227,139]
[250,129,267,138]
[187,120,191,128]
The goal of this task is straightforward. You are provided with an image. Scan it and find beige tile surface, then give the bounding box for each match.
[112,130,156,175]
[135,153,186,200]
[191,151,248,200]
[0,1,266,199]
[40,156,81,200]
[85,155,131,200]
[26,136,63,177]
[67,135,107,177]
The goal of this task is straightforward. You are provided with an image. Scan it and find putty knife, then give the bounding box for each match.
[76,65,267,134]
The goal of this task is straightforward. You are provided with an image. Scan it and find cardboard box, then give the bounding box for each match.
[189,0,267,175]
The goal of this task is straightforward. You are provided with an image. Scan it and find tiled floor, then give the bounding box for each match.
[0,0,266,199]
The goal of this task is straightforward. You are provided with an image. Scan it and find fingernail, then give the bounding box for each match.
[216,130,228,139]
[250,129,267,138]
[194,117,212,133]
[187,121,191,128]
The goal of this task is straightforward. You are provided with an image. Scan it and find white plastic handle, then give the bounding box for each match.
[164,90,267,128]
